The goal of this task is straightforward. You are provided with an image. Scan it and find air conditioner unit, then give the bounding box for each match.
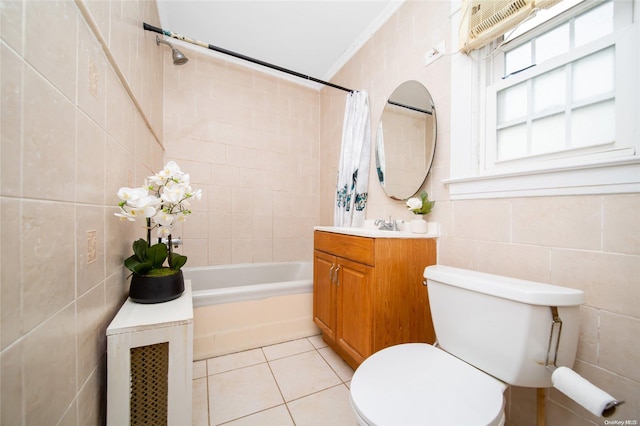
[459,0,562,53]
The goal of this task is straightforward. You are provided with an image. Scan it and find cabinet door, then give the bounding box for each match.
[313,250,336,342]
[336,257,373,366]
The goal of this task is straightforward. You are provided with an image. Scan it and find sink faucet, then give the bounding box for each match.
[374,216,399,231]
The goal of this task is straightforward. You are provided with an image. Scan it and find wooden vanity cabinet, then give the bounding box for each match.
[314,249,374,365]
[313,230,436,369]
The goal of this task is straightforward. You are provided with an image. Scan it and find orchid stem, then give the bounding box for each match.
[146,218,152,246]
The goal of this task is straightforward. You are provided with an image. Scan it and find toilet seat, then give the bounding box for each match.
[350,343,507,426]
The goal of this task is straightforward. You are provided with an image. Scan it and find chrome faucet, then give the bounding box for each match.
[374,216,399,231]
[161,236,182,249]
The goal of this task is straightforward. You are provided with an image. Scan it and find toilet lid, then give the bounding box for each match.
[350,344,507,426]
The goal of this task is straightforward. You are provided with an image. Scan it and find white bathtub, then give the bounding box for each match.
[183,261,320,360]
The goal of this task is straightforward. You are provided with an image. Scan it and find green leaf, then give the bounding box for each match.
[132,239,149,262]
[124,254,141,271]
[124,255,153,275]
[146,243,168,269]
[415,191,435,214]
[169,253,187,271]
[132,262,154,275]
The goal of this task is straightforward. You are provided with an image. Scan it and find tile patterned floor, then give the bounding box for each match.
[192,335,359,426]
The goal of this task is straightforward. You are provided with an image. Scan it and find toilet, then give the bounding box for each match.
[350,265,586,426]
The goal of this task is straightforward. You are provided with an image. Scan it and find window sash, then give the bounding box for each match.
[502,0,615,76]
[484,6,635,175]
[495,46,616,161]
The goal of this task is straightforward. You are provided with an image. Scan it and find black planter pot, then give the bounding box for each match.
[129,270,185,304]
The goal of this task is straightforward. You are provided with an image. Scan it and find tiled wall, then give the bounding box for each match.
[440,195,640,423]
[0,0,164,424]
[162,50,320,265]
[320,1,639,424]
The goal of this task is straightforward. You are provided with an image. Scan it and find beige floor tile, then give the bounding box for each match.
[262,337,315,361]
[208,363,283,425]
[318,347,354,382]
[194,342,357,425]
[287,385,358,426]
[192,377,209,426]
[307,334,327,349]
[269,351,341,402]
[207,348,266,375]
[193,360,207,379]
[224,405,295,426]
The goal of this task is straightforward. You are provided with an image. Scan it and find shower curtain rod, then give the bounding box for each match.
[143,23,354,93]
[388,100,433,115]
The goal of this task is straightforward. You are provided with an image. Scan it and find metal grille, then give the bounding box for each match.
[130,343,169,425]
[469,0,528,38]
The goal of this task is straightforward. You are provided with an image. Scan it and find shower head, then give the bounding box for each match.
[156,35,189,65]
[171,48,188,65]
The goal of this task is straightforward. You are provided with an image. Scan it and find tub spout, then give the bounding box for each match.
[161,237,182,249]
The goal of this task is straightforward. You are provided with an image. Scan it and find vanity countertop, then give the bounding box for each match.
[314,225,438,239]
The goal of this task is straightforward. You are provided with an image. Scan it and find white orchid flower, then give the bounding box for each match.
[166,161,181,173]
[156,161,182,180]
[191,188,202,200]
[153,211,175,227]
[157,226,172,238]
[142,206,157,218]
[114,211,136,221]
[161,183,186,204]
[128,194,158,207]
[117,187,148,202]
[127,206,156,218]
[146,175,164,188]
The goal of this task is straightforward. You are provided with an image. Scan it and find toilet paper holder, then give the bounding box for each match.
[544,306,625,417]
[544,306,563,370]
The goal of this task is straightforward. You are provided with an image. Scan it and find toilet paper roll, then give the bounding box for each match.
[552,367,619,417]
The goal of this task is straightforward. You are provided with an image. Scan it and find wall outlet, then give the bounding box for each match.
[425,40,446,66]
[87,230,97,264]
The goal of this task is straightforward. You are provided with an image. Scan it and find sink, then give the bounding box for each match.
[314,225,438,238]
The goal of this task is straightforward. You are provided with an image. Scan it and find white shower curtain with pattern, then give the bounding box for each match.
[334,90,371,227]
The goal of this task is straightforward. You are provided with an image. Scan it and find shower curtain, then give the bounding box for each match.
[334,90,371,227]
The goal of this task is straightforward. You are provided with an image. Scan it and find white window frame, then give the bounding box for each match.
[447,0,640,199]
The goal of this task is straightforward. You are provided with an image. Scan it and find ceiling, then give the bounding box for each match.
[156,1,403,83]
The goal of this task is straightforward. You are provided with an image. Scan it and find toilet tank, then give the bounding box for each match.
[424,265,585,388]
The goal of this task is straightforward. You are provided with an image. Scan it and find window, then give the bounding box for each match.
[447,0,640,199]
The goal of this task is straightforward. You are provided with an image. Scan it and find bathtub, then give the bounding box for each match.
[183,261,320,360]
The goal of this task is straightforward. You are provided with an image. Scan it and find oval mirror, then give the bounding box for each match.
[375,80,436,200]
